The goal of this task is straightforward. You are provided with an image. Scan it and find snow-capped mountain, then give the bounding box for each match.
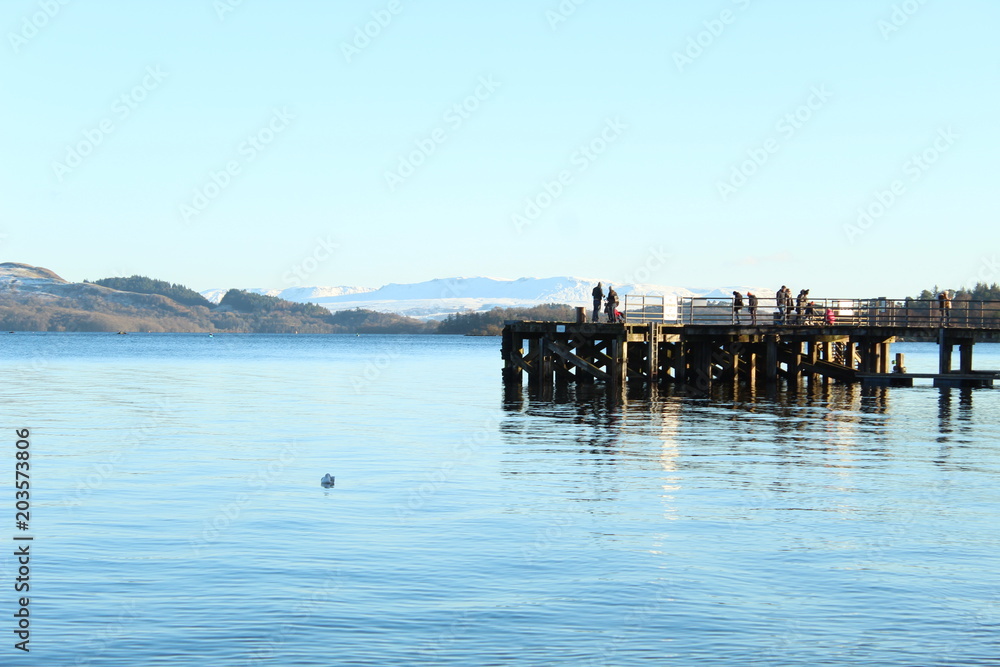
[200,285,374,304]
[0,263,777,322]
[200,277,777,321]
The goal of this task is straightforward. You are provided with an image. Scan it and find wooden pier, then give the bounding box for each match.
[501,297,1000,393]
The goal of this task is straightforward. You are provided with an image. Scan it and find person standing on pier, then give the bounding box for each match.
[732,291,744,324]
[785,288,795,323]
[747,292,758,325]
[776,286,788,323]
[605,286,619,323]
[795,289,809,324]
[938,290,952,326]
[592,282,604,322]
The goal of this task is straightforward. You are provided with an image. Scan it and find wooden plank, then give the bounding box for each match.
[547,340,611,381]
[939,329,953,374]
[765,335,778,382]
[803,359,857,382]
[960,342,974,373]
[674,341,687,382]
[647,323,660,382]
[509,352,533,376]
[609,337,627,389]
[536,337,553,389]
[501,328,522,385]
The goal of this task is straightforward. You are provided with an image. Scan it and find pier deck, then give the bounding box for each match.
[501,298,1000,392]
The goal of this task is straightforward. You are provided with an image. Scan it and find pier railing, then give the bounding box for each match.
[622,294,667,323]
[623,297,1000,328]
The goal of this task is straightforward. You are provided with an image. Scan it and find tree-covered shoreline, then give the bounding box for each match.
[7,272,996,335]
[0,274,578,335]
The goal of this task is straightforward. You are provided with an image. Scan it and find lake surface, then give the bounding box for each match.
[2,334,999,666]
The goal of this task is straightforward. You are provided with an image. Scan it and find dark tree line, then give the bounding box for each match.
[219,289,331,317]
[2,274,584,334]
[90,275,214,308]
[439,304,577,335]
[914,282,1000,301]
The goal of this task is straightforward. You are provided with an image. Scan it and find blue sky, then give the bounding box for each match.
[2,0,998,296]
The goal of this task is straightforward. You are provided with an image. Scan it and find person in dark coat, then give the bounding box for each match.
[795,289,809,324]
[776,286,788,323]
[732,291,743,324]
[747,292,758,325]
[605,286,619,323]
[592,282,604,322]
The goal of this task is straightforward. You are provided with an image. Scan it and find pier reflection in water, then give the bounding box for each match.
[498,381,1000,665]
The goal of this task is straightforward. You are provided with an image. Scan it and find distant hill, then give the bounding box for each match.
[0,262,220,332]
[0,261,66,284]
[0,263,434,333]
[90,275,214,308]
[0,262,807,334]
[201,276,778,321]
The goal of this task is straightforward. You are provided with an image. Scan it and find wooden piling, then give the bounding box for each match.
[646,323,660,383]
[939,330,953,374]
[765,335,778,383]
[500,319,1000,393]
[959,341,974,374]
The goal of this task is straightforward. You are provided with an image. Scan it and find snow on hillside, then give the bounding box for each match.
[0,262,68,288]
[200,285,375,304]
[199,277,779,321]
[1,263,780,320]
[200,288,229,303]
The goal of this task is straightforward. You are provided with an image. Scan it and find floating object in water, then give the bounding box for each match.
[320,473,335,488]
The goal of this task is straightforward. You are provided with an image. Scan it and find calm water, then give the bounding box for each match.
[2,334,999,666]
